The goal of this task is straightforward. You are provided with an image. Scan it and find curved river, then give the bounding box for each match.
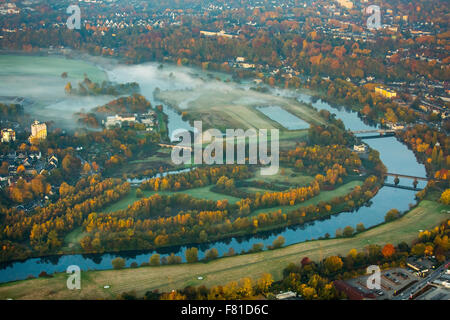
[0,61,427,283]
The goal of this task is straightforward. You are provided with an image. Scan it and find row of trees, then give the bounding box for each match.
[65,76,139,97]
[396,124,449,180]
[0,176,131,260]
[93,93,152,114]
[77,173,379,253]
[140,165,252,191]
[0,103,23,120]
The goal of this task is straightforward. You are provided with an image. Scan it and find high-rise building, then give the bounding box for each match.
[1,128,16,143]
[336,0,353,9]
[375,86,397,99]
[29,120,47,142]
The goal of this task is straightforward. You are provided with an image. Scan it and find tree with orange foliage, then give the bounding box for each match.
[381,243,395,258]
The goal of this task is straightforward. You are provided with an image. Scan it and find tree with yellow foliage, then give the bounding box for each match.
[440,189,450,205]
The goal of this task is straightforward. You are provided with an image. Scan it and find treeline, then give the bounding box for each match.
[0,103,23,120]
[309,77,419,125]
[93,93,152,114]
[140,165,252,191]
[65,76,140,96]
[78,173,378,253]
[308,110,357,147]
[0,176,130,260]
[396,124,449,181]
[283,144,361,178]
[74,143,384,253]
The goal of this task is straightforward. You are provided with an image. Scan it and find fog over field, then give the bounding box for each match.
[0,54,314,136]
[0,55,112,129]
[0,54,239,134]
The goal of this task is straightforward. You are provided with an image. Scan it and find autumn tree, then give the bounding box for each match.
[343,226,354,237]
[381,244,395,258]
[271,235,286,249]
[62,154,81,176]
[185,247,199,263]
[356,223,365,233]
[324,256,343,274]
[256,273,273,294]
[440,189,450,205]
[204,248,219,261]
[149,254,160,266]
[385,209,400,222]
[112,257,126,269]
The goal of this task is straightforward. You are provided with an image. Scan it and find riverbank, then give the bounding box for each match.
[0,199,447,300]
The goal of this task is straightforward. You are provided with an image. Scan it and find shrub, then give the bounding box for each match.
[385,209,400,222]
[343,226,355,237]
[204,248,219,261]
[224,248,236,257]
[249,243,264,253]
[38,271,53,278]
[271,236,286,249]
[112,257,126,270]
[356,223,365,233]
[149,254,160,266]
[185,247,199,263]
[167,253,182,265]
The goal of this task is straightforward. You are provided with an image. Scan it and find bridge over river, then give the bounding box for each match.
[351,129,397,139]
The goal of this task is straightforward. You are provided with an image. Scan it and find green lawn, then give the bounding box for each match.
[61,227,86,251]
[249,167,314,187]
[250,180,363,216]
[103,175,359,216]
[1,200,447,300]
[239,186,278,194]
[102,185,242,213]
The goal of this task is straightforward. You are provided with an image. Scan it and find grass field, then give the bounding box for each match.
[61,227,86,251]
[250,180,363,216]
[1,200,447,300]
[248,167,314,187]
[155,84,325,131]
[102,185,242,213]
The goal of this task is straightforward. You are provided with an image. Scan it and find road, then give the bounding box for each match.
[393,260,449,300]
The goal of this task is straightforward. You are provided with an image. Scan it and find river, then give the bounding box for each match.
[0,55,427,283]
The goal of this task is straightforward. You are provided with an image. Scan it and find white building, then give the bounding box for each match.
[353,144,367,153]
[104,114,137,128]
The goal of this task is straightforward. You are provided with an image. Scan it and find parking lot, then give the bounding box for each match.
[345,268,421,299]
